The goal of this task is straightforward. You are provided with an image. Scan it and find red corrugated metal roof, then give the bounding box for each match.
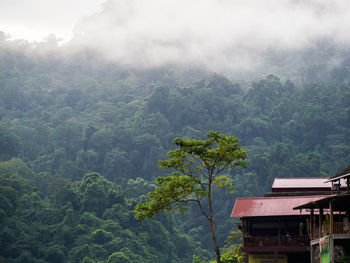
[272,177,346,189]
[231,195,328,218]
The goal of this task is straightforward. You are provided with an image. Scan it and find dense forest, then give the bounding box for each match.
[1,37,350,262]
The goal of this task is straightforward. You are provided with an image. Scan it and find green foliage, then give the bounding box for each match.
[92,229,114,244]
[208,230,244,263]
[78,172,122,216]
[106,251,132,263]
[82,257,95,263]
[135,131,247,263]
[217,245,244,263]
[45,244,66,263]
[0,158,34,179]
[1,41,350,261]
[135,131,247,220]
[0,129,20,161]
[103,148,133,182]
[0,168,199,262]
[193,254,205,263]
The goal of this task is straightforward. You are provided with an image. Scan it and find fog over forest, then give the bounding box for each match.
[2,0,350,73]
[1,1,350,263]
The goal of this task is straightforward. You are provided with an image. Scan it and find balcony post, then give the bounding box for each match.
[310,209,314,239]
[319,208,323,237]
[329,200,333,235]
[278,219,281,246]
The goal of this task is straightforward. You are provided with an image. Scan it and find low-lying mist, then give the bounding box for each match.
[2,0,350,77]
[70,0,350,71]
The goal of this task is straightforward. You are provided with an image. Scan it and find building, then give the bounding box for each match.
[265,177,347,197]
[232,195,328,263]
[293,167,350,263]
[231,177,346,263]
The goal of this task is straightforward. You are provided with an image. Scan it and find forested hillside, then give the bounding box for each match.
[1,38,350,262]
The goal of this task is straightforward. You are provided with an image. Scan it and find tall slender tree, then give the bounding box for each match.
[135,131,247,263]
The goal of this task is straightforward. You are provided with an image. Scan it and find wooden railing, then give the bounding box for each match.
[279,236,310,246]
[311,222,350,239]
[334,222,350,235]
[243,236,309,248]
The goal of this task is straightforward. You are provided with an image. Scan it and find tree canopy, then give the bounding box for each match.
[135,131,247,263]
[1,38,350,261]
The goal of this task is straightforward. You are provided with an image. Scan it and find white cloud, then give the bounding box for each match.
[69,0,350,70]
[0,0,103,41]
[1,0,350,71]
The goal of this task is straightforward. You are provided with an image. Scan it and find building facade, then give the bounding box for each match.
[231,176,348,263]
[294,167,350,263]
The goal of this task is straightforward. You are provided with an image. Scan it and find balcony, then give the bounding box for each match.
[311,222,350,239]
[334,222,350,235]
[243,235,309,248]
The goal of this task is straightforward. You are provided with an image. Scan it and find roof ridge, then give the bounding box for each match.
[235,195,329,200]
[274,177,327,179]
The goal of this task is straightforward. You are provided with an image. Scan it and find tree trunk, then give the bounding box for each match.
[210,216,221,263]
[208,182,221,263]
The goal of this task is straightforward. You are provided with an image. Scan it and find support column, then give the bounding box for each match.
[329,236,334,263]
[329,200,333,235]
[310,209,314,239]
[319,208,323,237]
[245,252,249,263]
[278,219,281,246]
[274,250,278,263]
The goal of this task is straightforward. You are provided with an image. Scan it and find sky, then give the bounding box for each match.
[1,0,350,71]
[0,0,104,41]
